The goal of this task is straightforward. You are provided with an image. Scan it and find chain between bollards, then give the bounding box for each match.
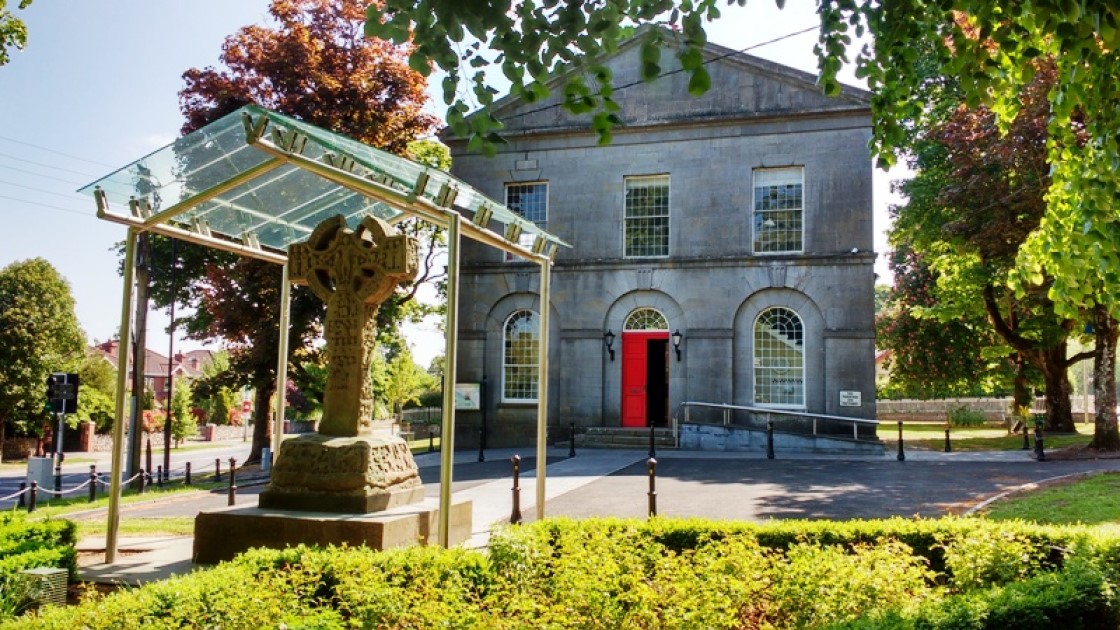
[17,482,26,509]
[766,420,775,459]
[569,422,576,458]
[89,466,97,502]
[647,457,657,518]
[228,458,238,506]
[896,420,905,461]
[510,455,522,524]
[944,427,952,453]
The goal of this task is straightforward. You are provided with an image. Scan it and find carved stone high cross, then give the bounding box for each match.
[288,215,418,436]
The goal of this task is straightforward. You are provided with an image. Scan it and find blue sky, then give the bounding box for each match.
[0,2,896,366]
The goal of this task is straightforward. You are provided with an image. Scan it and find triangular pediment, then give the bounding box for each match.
[485,29,869,136]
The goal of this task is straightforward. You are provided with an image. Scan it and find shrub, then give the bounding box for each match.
[948,406,988,427]
[8,518,1120,629]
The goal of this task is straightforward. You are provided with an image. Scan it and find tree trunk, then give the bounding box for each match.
[245,376,275,465]
[1090,308,1120,450]
[1040,344,1076,432]
[1011,354,1032,417]
[129,233,151,488]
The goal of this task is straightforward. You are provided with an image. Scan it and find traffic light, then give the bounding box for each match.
[46,374,58,401]
[46,373,79,414]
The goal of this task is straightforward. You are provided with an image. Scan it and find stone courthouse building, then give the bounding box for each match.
[444,32,877,447]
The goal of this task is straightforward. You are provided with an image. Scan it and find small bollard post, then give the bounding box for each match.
[428,429,435,453]
[214,458,222,483]
[17,482,26,509]
[1034,419,1046,461]
[569,422,576,458]
[896,420,906,462]
[139,469,147,494]
[185,461,192,485]
[28,481,37,513]
[1021,423,1031,450]
[944,427,952,453]
[766,420,775,459]
[228,458,238,506]
[647,457,658,518]
[510,455,522,524]
[54,456,62,494]
[156,465,164,488]
[648,422,656,459]
[145,437,152,480]
[478,427,486,463]
[89,466,97,502]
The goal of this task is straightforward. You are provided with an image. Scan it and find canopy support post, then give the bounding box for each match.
[106,227,137,564]
[438,213,461,547]
[535,259,551,520]
[272,263,291,462]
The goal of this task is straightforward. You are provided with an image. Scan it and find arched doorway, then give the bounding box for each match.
[621,308,670,428]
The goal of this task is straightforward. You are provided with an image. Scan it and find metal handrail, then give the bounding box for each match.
[672,401,880,447]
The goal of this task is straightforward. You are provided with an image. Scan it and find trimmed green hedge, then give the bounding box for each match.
[0,513,77,621]
[9,517,1120,628]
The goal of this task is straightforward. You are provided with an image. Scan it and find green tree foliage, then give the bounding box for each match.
[877,246,1011,400]
[168,380,197,445]
[155,0,440,462]
[380,346,437,421]
[75,351,117,432]
[0,259,85,450]
[0,0,31,67]
[886,62,1090,430]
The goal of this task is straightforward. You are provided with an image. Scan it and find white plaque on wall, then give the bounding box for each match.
[839,391,862,407]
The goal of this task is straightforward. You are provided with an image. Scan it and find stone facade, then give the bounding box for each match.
[445,33,877,447]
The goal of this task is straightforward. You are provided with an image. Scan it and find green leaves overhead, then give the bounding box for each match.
[365,0,754,147]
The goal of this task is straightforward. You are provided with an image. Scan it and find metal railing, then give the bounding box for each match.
[672,401,880,448]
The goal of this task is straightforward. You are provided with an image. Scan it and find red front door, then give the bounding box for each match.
[621,331,669,427]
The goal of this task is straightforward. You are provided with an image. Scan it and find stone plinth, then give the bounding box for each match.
[259,434,424,513]
[193,498,473,564]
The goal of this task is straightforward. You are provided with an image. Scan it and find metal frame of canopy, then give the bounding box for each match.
[81,105,567,562]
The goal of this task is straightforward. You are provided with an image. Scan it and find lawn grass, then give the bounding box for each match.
[23,478,224,520]
[978,471,1120,525]
[75,516,196,538]
[889,420,1094,451]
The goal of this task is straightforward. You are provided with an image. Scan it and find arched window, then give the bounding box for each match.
[503,310,539,402]
[624,308,668,331]
[753,307,805,408]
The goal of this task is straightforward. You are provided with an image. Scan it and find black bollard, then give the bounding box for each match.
[1034,420,1046,462]
[145,437,152,480]
[569,422,576,458]
[214,458,221,483]
[17,482,26,509]
[428,429,435,453]
[896,420,906,462]
[185,461,192,486]
[228,458,238,506]
[766,420,775,459]
[89,466,97,502]
[647,457,658,518]
[157,465,164,488]
[478,427,486,463]
[54,457,62,494]
[944,427,952,453]
[28,482,37,513]
[139,469,147,494]
[1021,423,1031,450]
[510,455,522,524]
[648,422,656,459]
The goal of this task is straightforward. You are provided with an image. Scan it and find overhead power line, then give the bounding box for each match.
[0,134,116,169]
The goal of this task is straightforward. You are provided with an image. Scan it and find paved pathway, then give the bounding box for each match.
[69,446,1120,584]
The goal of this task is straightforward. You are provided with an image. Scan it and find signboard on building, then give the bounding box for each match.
[455,383,481,410]
[839,390,862,407]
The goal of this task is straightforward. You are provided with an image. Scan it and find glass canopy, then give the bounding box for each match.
[80,104,569,261]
